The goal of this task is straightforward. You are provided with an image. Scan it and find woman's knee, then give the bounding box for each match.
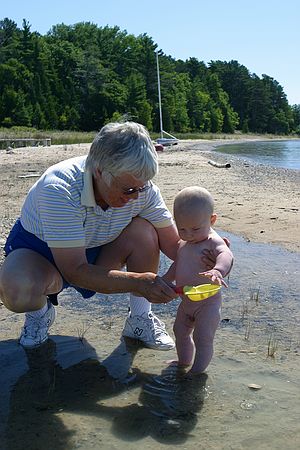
[0,249,62,312]
[0,264,41,312]
[130,217,158,239]
[0,274,32,312]
[125,217,159,251]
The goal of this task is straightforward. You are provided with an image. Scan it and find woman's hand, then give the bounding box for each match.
[135,273,177,304]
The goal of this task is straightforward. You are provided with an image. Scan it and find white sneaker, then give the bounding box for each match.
[19,301,56,348]
[122,312,175,351]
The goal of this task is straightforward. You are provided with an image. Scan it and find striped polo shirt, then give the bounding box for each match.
[20,155,173,248]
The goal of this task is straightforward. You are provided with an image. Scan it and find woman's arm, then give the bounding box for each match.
[156,224,180,261]
[51,247,177,304]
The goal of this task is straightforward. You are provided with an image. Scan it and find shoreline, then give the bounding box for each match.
[156,139,300,253]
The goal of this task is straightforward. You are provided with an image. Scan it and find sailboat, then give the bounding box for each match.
[156,51,179,147]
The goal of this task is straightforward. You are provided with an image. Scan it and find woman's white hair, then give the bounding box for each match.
[86,122,158,181]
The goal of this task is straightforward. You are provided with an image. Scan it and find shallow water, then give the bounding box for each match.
[1,233,299,449]
[216,140,300,170]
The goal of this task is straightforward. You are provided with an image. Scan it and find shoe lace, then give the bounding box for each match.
[149,314,168,337]
[22,314,45,338]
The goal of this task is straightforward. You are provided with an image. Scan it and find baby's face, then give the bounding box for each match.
[175,210,213,243]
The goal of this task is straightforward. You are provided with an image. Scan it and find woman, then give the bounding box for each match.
[0,122,180,349]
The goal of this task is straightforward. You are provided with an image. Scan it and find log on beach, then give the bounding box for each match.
[18,173,41,178]
[208,159,231,168]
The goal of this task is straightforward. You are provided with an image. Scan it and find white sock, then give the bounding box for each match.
[27,302,48,318]
[129,294,151,316]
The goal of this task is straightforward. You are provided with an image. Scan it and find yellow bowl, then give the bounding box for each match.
[183,283,221,301]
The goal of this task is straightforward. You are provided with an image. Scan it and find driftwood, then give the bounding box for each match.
[18,173,41,178]
[208,160,231,168]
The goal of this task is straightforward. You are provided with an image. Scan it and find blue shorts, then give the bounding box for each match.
[4,219,100,300]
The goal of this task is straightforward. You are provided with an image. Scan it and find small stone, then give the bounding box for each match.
[240,400,256,410]
[248,383,262,390]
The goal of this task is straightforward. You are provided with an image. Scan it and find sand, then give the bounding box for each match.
[0,139,300,449]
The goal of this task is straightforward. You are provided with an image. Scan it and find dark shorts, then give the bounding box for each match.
[4,219,100,300]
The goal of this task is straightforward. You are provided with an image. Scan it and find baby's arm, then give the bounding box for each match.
[200,236,234,286]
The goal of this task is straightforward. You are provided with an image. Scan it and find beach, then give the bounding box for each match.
[0,139,299,449]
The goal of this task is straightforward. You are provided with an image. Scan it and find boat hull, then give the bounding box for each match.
[156,138,178,146]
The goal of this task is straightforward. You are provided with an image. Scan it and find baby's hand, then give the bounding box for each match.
[199,269,228,287]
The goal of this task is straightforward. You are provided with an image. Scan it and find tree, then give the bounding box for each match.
[0,18,20,63]
[209,60,251,129]
[261,74,292,134]
[187,81,212,131]
[291,104,300,133]
[125,73,152,129]
[0,18,295,133]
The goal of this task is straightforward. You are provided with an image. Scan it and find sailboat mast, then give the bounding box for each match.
[156,51,163,139]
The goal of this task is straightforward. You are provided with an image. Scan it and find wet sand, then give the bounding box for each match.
[0,139,300,449]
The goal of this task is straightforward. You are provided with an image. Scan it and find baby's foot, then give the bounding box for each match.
[183,370,207,381]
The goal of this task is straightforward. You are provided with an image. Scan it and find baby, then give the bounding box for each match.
[164,186,234,375]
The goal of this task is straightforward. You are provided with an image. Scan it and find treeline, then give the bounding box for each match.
[1,18,300,134]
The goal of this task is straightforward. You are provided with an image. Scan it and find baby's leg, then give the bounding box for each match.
[173,302,195,366]
[190,299,221,374]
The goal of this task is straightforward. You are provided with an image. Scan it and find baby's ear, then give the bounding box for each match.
[210,214,217,225]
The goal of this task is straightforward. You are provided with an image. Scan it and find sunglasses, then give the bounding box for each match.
[109,172,151,196]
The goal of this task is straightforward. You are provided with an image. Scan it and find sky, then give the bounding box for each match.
[2,0,300,105]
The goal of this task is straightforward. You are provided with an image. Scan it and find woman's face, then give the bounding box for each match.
[93,170,146,208]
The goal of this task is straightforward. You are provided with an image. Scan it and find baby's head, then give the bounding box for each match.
[174,186,217,243]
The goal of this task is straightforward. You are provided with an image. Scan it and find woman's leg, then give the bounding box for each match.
[94,216,160,274]
[94,216,159,315]
[0,248,63,347]
[95,217,174,350]
[0,248,63,313]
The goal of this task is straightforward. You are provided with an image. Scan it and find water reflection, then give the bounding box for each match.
[1,336,208,448]
[2,337,136,449]
[98,365,207,444]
